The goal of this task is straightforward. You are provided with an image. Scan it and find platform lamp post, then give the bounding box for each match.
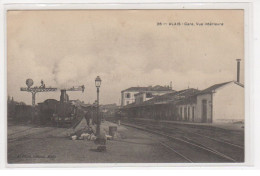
[95,76,102,136]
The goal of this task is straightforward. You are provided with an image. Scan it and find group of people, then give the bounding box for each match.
[84,109,123,126]
[84,110,105,126]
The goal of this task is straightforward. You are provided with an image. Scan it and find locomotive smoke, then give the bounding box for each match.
[51,56,82,89]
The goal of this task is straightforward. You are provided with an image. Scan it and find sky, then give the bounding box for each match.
[7,10,244,105]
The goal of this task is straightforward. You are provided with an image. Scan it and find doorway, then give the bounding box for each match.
[202,100,207,123]
[192,107,195,122]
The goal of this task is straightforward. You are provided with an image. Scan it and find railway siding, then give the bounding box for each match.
[122,120,244,163]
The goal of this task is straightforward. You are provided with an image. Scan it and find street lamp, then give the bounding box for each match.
[95,76,102,136]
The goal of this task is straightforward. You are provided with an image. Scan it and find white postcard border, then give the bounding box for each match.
[0,0,255,169]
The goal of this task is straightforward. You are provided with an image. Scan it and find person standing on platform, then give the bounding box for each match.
[115,110,122,126]
[85,111,90,126]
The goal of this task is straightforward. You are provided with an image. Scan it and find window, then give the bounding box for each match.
[125,93,131,98]
[146,93,152,98]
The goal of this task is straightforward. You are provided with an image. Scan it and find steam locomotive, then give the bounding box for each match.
[51,103,84,127]
[38,90,85,127]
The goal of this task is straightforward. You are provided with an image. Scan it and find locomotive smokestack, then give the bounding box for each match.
[236,59,241,83]
[60,89,67,103]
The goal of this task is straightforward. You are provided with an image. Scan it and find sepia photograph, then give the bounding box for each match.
[7,9,245,164]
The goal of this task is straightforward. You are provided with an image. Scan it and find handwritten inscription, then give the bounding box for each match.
[17,154,56,159]
[157,22,224,27]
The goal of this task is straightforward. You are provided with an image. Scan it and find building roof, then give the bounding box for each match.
[122,88,199,109]
[198,81,231,94]
[134,92,145,96]
[234,81,244,88]
[198,81,244,95]
[121,87,147,92]
[43,99,58,103]
[100,104,118,109]
[145,88,199,105]
[121,81,244,109]
[134,91,173,96]
[121,85,172,93]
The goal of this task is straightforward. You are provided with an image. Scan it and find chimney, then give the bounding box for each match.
[170,81,173,90]
[236,59,241,83]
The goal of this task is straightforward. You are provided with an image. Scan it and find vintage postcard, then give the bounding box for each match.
[6,9,246,165]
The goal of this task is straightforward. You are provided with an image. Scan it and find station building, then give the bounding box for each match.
[121,81,244,123]
[121,88,199,121]
[176,81,244,123]
[121,85,174,106]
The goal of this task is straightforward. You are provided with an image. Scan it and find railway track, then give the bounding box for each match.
[129,121,244,162]
[158,141,193,163]
[8,120,77,143]
[8,125,41,136]
[122,121,243,163]
[8,126,61,143]
[162,123,244,149]
[131,120,244,149]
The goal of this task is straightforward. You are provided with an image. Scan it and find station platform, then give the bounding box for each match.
[129,118,244,132]
[8,121,187,163]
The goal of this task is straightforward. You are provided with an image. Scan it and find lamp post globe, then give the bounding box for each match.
[95,76,102,88]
